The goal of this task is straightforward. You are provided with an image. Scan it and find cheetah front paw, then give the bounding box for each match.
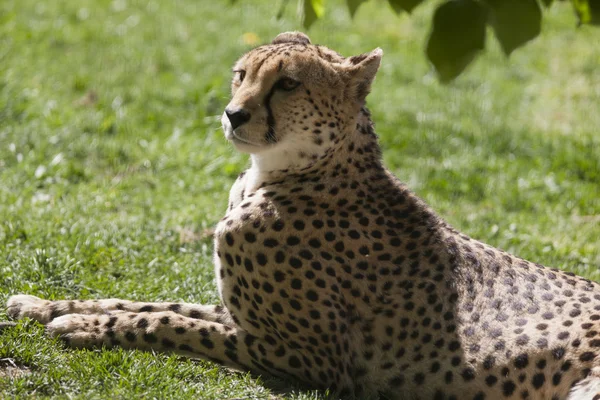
[46,314,110,348]
[6,295,53,323]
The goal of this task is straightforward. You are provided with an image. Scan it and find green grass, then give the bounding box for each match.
[1,0,599,398]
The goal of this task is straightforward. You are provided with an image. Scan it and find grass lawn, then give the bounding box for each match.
[1,0,599,398]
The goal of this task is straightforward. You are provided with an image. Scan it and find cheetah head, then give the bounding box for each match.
[222,32,382,169]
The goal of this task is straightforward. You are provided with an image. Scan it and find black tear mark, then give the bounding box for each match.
[264,84,278,144]
[277,60,284,72]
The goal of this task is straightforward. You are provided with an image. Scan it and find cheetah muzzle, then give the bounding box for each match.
[6,32,600,400]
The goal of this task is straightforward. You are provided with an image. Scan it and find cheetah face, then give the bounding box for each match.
[222,32,382,163]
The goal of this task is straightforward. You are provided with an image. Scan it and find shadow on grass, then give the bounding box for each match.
[0,322,16,332]
[186,357,324,399]
[0,357,32,379]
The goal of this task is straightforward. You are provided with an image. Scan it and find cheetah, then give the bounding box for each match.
[6,32,600,400]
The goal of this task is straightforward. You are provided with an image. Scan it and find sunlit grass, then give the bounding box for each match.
[1,0,599,398]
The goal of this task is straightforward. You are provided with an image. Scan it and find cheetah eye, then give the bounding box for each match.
[233,70,246,84]
[275,77,301,92]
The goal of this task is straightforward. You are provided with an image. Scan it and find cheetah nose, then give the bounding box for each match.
[225,107,251,131]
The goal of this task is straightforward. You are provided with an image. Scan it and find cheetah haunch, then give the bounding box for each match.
[7,32,600,400]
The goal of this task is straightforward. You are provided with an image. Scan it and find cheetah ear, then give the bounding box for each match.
[271,31,311,45]
[342,48,383,102]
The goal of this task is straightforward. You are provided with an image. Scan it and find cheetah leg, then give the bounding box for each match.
[7,295,232,325]
[7,295,355,397]
[46,311,322,387]
[566,368,600,400]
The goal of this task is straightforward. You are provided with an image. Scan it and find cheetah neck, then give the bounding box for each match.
[246,107,380,192]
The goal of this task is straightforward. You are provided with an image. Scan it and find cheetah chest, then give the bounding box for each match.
[214,202,326,338]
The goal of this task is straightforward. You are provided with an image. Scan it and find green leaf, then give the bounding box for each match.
[572,0,600,25]
[426,0,487,82]
[388,0,424,13]
[302,0,325,29]
[485,0,542,56]
[347,0,368,17]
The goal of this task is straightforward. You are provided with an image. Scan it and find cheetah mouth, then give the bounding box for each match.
[231,131,261,147]
[223,124,260,148]
[221,112,259,148]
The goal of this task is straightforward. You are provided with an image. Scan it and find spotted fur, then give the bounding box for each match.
[7,32,600,400]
